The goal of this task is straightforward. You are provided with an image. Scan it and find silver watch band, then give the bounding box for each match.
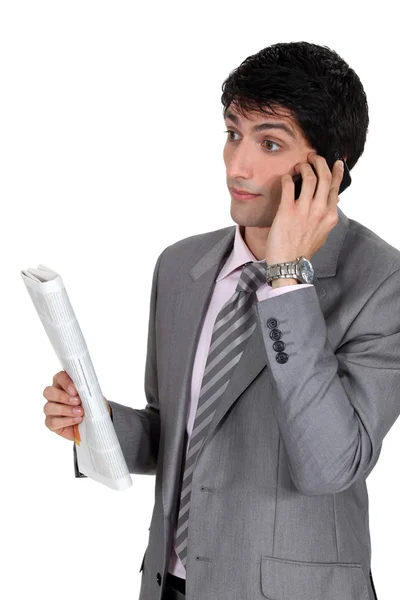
[266,258,300,284]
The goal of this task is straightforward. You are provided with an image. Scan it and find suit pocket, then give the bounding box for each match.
[260,555,369,600]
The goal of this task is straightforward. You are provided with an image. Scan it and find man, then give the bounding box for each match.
[44,42,398,599]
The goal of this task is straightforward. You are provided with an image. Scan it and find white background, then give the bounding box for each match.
[1,1,399,598]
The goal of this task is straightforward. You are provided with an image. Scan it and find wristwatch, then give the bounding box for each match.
[265,256,314,285]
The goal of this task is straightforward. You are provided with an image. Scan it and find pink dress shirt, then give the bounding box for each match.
[168,224,313,578]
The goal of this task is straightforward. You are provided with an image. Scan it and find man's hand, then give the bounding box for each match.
[43,370,111,442]
[265,151,344,266]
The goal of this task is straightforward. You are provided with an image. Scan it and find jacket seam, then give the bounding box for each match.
[333,493,339,561]
[338,356,399,370]
[272,435,280,556]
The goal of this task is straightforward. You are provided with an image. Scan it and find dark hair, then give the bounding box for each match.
[221,41,369,171]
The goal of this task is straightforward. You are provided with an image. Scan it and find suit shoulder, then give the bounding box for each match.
[154,225,234,290]
[344,214,400,275]
[162,225,234,259]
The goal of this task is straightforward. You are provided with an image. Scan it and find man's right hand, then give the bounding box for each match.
[43,370,111,442]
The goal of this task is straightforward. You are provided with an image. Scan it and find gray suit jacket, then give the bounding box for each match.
[74,206,400,600]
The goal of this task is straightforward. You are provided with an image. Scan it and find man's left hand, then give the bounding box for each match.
[265,151,345,266]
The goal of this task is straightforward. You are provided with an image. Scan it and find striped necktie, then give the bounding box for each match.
[175,260,268,568]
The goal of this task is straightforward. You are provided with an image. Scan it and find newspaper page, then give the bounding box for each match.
[21,264,132,491]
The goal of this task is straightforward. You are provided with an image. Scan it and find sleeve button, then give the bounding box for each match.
[273,340,285,352]
[269,328,282,341]
[276,352,289,364]
[267,317,279,329]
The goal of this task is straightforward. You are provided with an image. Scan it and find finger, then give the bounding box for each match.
[53,370,77,395]
[43,400,84,418]
[45,414,83,432]
[327,160,344,210]
[293,163,317,207]
[280,173,296,209]
[307,153,337,209]
[43,385,80,406]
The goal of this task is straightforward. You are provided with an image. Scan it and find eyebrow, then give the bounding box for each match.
[224,110,296,141]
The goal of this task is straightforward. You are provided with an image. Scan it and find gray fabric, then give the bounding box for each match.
[175,261,268,566]
[72,207,397,600]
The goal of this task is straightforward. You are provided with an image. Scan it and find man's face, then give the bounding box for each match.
[223,103,316,228]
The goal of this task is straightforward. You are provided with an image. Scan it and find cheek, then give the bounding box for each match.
[264,159,297,184]
[259,170,283,190]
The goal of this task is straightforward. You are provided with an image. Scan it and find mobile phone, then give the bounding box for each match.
[293,149,352,200]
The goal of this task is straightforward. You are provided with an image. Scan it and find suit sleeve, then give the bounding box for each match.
[73,247,167,478]
[254,267,400,496]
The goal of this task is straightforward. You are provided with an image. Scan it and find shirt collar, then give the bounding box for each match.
[216,224,266,282]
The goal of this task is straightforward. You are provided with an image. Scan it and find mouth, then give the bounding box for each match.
[230,187,261,200]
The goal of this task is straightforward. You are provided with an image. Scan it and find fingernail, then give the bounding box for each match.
[338,160,344,170]
[69,386,76,395]
[70,397,80,404]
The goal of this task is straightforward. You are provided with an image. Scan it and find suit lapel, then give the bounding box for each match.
[162,230,236,517]
[162,207,349,517]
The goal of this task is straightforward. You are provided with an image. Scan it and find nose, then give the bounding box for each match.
[226,158,253,181]
[225,140,260,178]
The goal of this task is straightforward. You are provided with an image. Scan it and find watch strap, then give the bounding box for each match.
[266,257,302,284]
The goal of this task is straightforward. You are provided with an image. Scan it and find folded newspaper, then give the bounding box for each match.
[21,264,132,491]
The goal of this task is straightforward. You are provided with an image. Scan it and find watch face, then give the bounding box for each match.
[298,257,314,283]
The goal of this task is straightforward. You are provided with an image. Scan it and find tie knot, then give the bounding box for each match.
[236,261,268,294]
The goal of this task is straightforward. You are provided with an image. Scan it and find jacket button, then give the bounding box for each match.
[156,573,162,586]
[267,317,279,329]
[276,352,288,364]
[273,340,285,352]
[269,328,282,341]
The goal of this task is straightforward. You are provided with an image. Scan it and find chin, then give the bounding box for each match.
[230,204,274,228]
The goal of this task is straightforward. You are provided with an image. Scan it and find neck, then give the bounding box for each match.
[240,225,269,261]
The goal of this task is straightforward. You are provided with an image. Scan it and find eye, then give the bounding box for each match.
[223,130,281,152]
